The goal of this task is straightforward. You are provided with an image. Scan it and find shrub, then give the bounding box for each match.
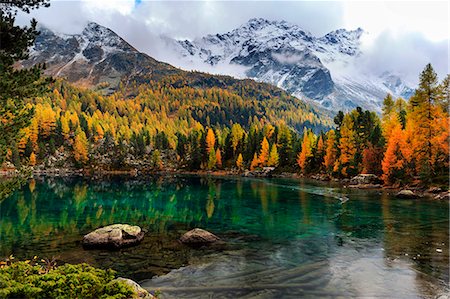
[0,257,134,299]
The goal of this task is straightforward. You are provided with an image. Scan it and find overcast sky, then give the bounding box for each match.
[17,0,449,84]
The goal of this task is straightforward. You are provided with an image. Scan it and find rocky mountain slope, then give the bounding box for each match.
[20,22,333,132]
[21,22,179,94]
[166,18,414,111]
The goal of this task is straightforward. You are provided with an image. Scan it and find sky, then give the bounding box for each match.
[17,0,449,84]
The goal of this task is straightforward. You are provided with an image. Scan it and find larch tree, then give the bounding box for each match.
[206,128,216,153]
[250,153,259,171]
[236,153,244,170]
[258,137,270,167]
[297,130,315,173]
[215,148,222,169]
[381,123,406,184]
[73,128,89,164]
[207,148,216,170]
[267,144,279,167]
[337,114,357,177]
[407,64,442,179]
[29,152,36,166]
[323,130,338,174]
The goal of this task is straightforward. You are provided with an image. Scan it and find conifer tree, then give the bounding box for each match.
[236,153,244,170]
[323,130,337,174]
[268,144,279,167]
[207,148,216,170]
[250,153,259,171]
[0,0,51,164]
[215,148,222,169]
[73,128,89,164]
[29,152,36,166]
[337,114,357,177]
[258,137,270,167]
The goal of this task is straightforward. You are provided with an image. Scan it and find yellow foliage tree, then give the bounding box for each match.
[267,144,279,167]
[215,148,222,169]
[250,153,259,171]
[73,129,89,164]
[236,153,244,170]
[29,152,36,166]
[258,137,270,167]
[206,128,215,153]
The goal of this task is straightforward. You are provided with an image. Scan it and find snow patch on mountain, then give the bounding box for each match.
[163,18,414,112]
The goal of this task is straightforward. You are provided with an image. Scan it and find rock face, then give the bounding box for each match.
[168,18,414,112]
[114,278,154,299]
[82,224,144,249]
[350,174,382,185]
[396,190,419,199]
[180,228,220,245]
[21,22,179,94]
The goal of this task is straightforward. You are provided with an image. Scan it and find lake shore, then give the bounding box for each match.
[1,161,448,200]
[12,165,445,200]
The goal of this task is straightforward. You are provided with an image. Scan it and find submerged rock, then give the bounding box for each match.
[396,190,419,199]
[180,228,220,245]
[114,277,154,299]
[82,224,144,249]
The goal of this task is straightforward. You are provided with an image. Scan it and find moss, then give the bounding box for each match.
[0,258,135,299]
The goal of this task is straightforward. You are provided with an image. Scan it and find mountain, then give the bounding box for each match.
[22,22,179,94]
[20,22,333,132]
[166,18,414,112]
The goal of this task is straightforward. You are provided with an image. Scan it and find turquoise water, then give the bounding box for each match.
[0,175,448,298]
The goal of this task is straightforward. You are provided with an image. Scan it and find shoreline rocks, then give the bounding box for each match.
[180,228,220,246]
[114,278,154,299]
[350,174,382,185]
[396,189,420,199]
[82,224,144,249]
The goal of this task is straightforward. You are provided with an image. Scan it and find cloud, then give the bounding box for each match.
[15,1,448,84]
[272,53,305,65]
[358,30,449,84]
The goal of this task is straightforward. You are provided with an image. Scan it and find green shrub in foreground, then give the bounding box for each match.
[0,258,134,299]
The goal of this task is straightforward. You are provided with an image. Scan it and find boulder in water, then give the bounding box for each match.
[396,190,419,199]
[180,228,220,245]
[82,224,144,249]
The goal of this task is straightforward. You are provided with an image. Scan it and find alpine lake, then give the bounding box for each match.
[1,175,448,298]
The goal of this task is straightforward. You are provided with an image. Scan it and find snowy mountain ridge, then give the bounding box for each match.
[166,18,413,112]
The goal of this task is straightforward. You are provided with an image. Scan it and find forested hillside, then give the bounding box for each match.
[4,62,448,186]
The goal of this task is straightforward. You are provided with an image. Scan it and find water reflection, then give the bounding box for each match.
[0,176,448,298]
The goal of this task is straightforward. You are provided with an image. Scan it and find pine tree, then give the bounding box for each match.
[0,0,51,164]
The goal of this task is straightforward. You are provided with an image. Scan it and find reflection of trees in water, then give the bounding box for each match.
[1,175,448,297]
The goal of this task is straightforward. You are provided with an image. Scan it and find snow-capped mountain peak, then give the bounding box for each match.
[162,18,411,112]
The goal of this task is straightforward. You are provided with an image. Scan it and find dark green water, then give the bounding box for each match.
[0,175,448,298]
